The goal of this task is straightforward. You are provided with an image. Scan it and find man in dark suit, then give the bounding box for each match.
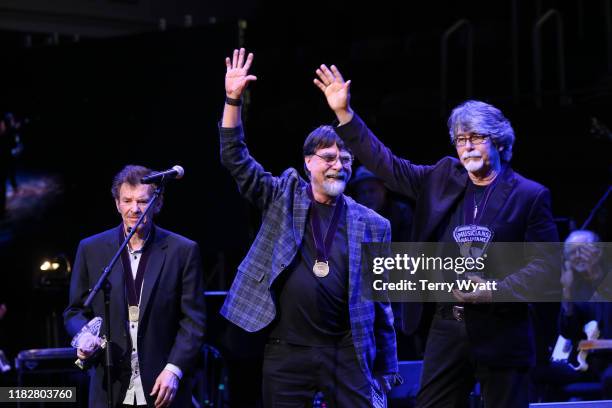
[219,48,398,407]
[64,165,205,408]
[313,65,559,407]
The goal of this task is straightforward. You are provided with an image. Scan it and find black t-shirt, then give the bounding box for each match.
[435,183,488,296]
[436,182,487,242]
[270,200,352,346]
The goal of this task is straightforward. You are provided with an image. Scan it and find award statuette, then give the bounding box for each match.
[71,317,107,370]
[313,261,330,278]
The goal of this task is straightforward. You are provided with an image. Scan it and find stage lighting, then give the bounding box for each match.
[36,254,72,288]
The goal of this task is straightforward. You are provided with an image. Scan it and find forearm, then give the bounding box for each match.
[335,113,426,199]
[63,244,93,337]
[373,301,399,375]
[222,102,241,128]
[219,123,282,209]
[334,107,354,126]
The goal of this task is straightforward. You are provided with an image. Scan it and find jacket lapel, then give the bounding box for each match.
[293,183,311,247]
[478,166,516,228]
[345,197,370,376]
[138,226,167,324]
[345,196,365,303]
[106,225,128,330]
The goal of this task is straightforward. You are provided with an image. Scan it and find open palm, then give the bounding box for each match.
[314,64,351,112]
[225,48,257,99]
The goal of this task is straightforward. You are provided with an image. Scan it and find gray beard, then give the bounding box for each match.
[464,158,484,173]
[322,179,346,197]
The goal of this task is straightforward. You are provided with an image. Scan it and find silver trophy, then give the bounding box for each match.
[71,317,107,369]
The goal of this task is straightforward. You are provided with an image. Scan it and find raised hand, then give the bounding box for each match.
[314,64,353,124]
[225,48,257,99]
[314,65,351,111]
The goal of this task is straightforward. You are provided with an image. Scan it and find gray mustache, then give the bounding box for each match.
[461,151,482,159]
[325,172,347,181]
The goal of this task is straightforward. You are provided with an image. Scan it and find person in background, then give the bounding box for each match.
[349,165,413,242]
[558,230,611,399]
[349,166,421,359]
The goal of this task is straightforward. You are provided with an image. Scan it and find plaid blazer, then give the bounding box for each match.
[219,124,398,379]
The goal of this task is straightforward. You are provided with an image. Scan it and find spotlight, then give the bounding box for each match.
[36,254,72,288]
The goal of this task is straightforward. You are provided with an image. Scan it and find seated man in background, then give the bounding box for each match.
[558,230,611,399]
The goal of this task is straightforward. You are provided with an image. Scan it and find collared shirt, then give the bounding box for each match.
[122,245,182,405]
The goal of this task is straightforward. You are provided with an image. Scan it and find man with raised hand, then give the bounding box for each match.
[219,48,398,407]
[314,64,559,408]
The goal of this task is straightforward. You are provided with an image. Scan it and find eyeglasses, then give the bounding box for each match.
[453,133,490,147]
[312,152,353,166]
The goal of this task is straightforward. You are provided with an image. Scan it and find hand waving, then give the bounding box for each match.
[225,48,257,99]
[314,64,351,112]
[314,64,353,124]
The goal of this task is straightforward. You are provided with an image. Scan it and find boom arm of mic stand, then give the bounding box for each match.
[81,183,165,408]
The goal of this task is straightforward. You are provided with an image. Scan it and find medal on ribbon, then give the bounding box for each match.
[307,186,344,278]
[128,305,140,322]
[120,227,152,323]
[313,261,330,277]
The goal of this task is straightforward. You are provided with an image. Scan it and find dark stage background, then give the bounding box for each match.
[0,0,610,406]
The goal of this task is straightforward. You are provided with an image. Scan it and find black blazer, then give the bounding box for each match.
[336,114,560,366]
[64,225,206,407]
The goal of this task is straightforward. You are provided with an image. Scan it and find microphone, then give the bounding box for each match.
[141,165,185,184]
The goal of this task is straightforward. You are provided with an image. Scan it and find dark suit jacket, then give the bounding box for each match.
[336,114,560,366]
[64,225,206,407]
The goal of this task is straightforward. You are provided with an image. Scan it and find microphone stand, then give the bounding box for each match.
[83,182,165,408]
